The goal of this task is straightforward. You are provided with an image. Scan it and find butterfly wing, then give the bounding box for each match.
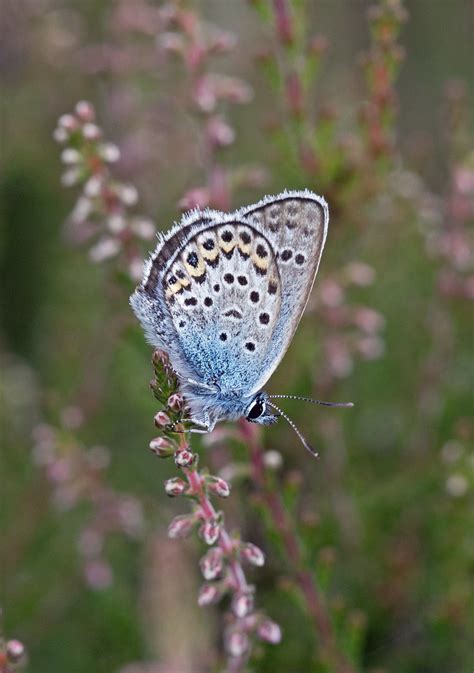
[131,190,328,402]
[237,189,328,393]
[131,212,283,396]
[130,209,223,383]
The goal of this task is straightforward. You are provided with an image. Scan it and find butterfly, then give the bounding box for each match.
[130,190,352,456]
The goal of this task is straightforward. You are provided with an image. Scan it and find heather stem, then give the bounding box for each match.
[169,429,280,668]
[239,419,356,673]
[183,462,250,595]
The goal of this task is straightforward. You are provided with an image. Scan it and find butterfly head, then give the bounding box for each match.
[244,392,354,458]
[244,392,278,426]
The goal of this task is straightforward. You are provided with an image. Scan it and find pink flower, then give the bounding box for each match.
[241,542,265,567]
[164,477,187,497]
[168,514,196,539]
[200,519,220,545]
[174,448,195,468]
[225,630,250,658]
[197,582,223,607]
[258,619,282,644]
[200,547,224,580]
[207,476,231,498]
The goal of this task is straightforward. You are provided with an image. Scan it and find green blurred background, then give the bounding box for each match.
[1,1,473,672]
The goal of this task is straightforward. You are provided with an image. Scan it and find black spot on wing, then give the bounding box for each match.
[187,251,199,267]
[268,281,278,295]
[224,309,242,319]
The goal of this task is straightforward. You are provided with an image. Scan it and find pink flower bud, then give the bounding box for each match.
[149,436,174,457]
[262,450,283,470]
[154,411,171,427]
[241,542,265,567]
[58,113,78,130]
[258,619,282,644]
[207,115,235,147]
[89,237,121,263]
[118,184,138,205]
[197,583,222,607]
[84,176,103,198]
[99,142,120,163]
[84,559,113,590]
[354,307,385,334]
[179,187,211,211]
[82,123,101,141]
[207,476,230,498]
[131,217,155,240]
[174,448,195,468]
[344,262,375,286]
[75,100,95,122]
[226,630,250,658]
[193,75,217,112]
[232,591,254,618]
[164,477,187,497]
[128,257,144,282]
[200,519,220,545]
[168,514,195,539]
[6,639,26,664]
[53,126,69,143]
[61,167,81,186]
[107,214,126,234]
[200,547,223,580]
[167,393,184,411]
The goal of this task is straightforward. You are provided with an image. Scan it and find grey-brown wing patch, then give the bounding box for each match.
[234,191,329,392]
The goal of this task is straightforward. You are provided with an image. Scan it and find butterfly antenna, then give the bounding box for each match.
[266,400,319,459]
[269,395,354,408]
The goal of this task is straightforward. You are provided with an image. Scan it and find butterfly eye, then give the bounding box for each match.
[246,399,264,420]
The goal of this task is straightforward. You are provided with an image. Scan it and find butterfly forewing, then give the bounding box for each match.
[238,190,328,393]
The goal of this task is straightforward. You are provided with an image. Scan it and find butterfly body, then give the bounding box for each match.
[131,190,328,432]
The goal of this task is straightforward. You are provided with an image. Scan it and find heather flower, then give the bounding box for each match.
[164,477,187,497]
[199,547,224,580]
[241,542,265,568]
[168,514,196,539]
[258,619,282,644]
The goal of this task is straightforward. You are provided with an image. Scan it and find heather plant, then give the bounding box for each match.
[0,611,26,673]
[1,2,473,673]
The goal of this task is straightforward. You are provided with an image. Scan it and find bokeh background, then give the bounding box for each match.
[1,1,473,672]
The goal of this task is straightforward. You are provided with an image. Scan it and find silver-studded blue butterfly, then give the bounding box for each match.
[130,190,352,456]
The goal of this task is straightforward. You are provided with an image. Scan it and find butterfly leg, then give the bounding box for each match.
[186,378,219,393]
[189,413,216,434]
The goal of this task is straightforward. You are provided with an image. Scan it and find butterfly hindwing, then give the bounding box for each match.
[162,221,281,393]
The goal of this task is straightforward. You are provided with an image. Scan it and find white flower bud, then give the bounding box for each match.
[61,148,81,164]
[99,142,120,163]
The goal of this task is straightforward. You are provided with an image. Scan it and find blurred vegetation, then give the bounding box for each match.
[1,1,473,672]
